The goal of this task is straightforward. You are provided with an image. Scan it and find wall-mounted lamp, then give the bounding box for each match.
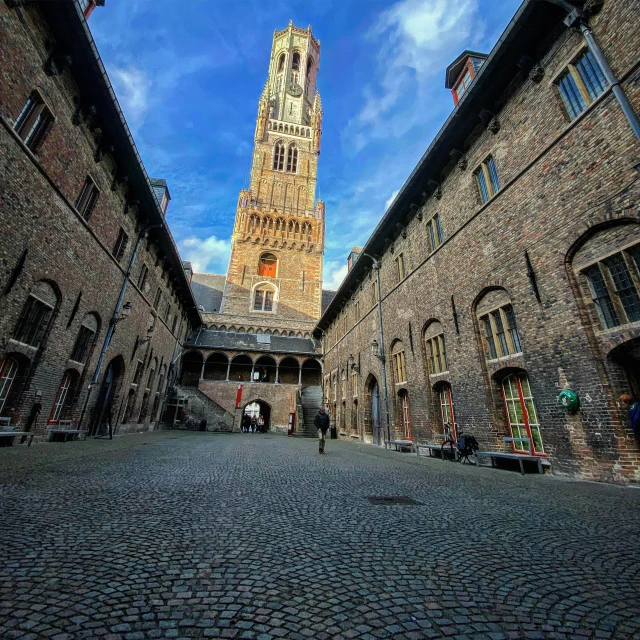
[348,353,360,373]
[138,324,155,346]
[113,301,132,325]
[371,340,385,363]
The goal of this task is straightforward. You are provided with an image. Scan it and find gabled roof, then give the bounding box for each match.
[191,274,226,313]
[445,50,488,88]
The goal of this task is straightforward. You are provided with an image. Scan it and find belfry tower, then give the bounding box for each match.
[221,21,325,328]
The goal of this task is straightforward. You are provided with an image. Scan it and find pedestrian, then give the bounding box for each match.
[250,415,257,433]
[620,393,640,436]
[314,407,330,454]
[253,369,260,383]
[242,413,251,433]
[258,414,265,433]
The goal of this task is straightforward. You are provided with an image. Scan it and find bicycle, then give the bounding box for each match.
[440,429,479,465]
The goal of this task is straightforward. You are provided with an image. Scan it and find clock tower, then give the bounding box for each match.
[221,21,325,329]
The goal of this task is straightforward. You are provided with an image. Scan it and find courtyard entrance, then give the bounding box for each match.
[243,399,271,431]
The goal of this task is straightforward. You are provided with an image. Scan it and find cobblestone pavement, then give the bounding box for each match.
[1,432,640,640]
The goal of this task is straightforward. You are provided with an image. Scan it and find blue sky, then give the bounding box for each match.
[90,0,522,290]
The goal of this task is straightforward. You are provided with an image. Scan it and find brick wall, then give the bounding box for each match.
[0,3,198,441]
[320,0,640,483]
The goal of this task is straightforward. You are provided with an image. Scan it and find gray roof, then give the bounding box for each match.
[191,273,226,313]
[322,290,336,315]
[187,330,320,356]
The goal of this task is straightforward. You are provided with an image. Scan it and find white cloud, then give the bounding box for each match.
[323,261,349,291]
[385,189,400,209]
[344,0,483,153]
[111,66,152,131]
[179,234,231,274]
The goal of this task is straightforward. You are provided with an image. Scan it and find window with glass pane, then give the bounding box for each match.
[76,177,99,221]
[439,385,455,439]
[475,168,490,203]
[481,315,497,359]
[584,264,619,329]
[254,287,274,311]
[49,372,74,424]
[557,50,608,120]
[70,325,95,364]
[504,305,522,353]
[486,157,500,193]
[575,51,607,101]
[491,310,509,356]
[13,296,53,347]
[400,391,412,439]
[393,350,407,383]
[502,373,544,454]
[0,357,19,414]
[435,215,443,244]
[603,254,640,323]
[557,71,586,119]
[14,92,53,152]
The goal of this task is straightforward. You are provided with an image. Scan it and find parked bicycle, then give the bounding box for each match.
[440,429,479,465]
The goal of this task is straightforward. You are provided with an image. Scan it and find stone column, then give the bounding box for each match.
[200,359,206,381]
[298,365,302,386]
[226,362,231,382]
[275,364,279,384]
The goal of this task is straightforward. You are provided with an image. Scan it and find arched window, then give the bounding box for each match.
[438,383,456,440]
[398,390,412,440]
[48,370,79,424]
[391,341,407,384]
[276,217,285,233]
[70,313,99,364]
[13,280,58,348]
[248,214,260,231]
[277,53,285,73]
[286,144,298,173]
[253,285,276,312]
[258,253,277,277]
[273,141,285,171]
[292,52,300,71]
[423,321,447,375]
[501,372,544,455]
[0,357,19,414]
[476,289,522,360]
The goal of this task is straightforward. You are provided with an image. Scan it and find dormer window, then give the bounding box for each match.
[445,51,488,106]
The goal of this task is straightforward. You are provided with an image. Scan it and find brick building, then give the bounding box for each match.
[0,0,201,441]
[183,23,328,433]
[315,0,640,483]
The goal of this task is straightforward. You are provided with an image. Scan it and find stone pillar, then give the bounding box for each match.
[226,362,231,382]
[298,365,302,386]
[275,364,279,384]
[250,363,255,383]
[200,360,206,380]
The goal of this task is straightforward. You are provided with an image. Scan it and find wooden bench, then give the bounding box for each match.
[475,438,544,475]
[385,439,414,452]
[46,421,88,442]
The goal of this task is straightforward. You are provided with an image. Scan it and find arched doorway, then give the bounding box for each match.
[609,338,640,400]
[243,400,271,432]
[364,374,382,445]
[90,356,125,437]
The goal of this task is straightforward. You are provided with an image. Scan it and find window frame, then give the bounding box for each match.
[138,264,149,291]
[438,384,456,440]
[392,349,407,385]
[425,333,447,375]
[427,215,443,252]
[474,156,500,204]
[555,48,608,121]
[253,285,276,313]
[14,91,54,152]
[76,176,100,221]
[112,228,129,262]
[0,357,20,414]
[501,372,545,456]
[395,253,405,283]
[13,294,55,348]
[479,303,522,360]
[69,322,96,365]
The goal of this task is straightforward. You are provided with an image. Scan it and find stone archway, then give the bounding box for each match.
[243,399,272,432]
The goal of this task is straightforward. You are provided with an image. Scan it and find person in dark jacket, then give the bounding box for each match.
[314,407,330,454]
[620,394,640,436]
[242,413,251,433]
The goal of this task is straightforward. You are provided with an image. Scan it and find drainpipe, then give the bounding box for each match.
[541,0,640,142]
[361,253,392,445]
[78,224,162,431]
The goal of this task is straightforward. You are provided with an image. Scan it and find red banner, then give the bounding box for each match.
[235,384,243,409]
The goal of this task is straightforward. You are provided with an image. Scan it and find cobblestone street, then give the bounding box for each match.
[1,433,640,640]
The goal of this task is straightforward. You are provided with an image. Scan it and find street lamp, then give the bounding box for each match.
[370,340,385,363]
[348,353,360,373]
[138,324,155,346]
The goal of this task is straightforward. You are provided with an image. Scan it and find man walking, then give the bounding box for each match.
[314,407,330,454]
